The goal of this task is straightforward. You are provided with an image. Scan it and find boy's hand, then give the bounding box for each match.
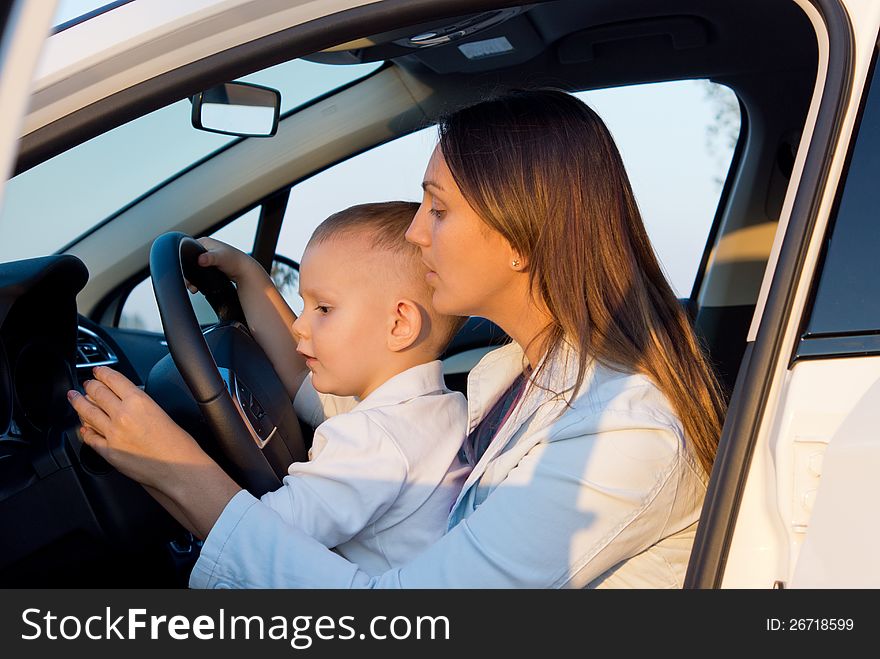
[183,237,305,402]
[186,237,257,293]
[67,366,209,492]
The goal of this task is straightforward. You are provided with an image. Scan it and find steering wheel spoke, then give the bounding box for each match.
[218,366,277,449]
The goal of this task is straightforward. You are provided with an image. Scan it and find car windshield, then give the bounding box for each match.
[0,58,381,262]
[52,1,137,31]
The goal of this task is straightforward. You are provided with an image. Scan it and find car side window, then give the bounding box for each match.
[798,58,880,358]
[276,80,740,299]
[118,206,261,332]
[576,82,740,296]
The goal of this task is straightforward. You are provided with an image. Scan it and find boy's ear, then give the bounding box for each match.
[387,298,424,352]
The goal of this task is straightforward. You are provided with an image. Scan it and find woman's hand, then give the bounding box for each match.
[67,366,243,538]
[186,237,257,293]
[67,365,209,491]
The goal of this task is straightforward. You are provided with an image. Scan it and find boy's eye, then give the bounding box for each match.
[315,305,331,314]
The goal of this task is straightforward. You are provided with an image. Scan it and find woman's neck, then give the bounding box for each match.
[487,292,554,370]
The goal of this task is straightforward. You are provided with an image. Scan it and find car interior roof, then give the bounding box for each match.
[313,0,816,90]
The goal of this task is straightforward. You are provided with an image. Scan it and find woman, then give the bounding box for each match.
[69,89,726,588]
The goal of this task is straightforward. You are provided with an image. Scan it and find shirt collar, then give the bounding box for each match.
[465,342,526,429]
[351,360,449,413]
[465,339,594,431]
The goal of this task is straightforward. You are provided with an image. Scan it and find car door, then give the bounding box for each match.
[686,0,880,588]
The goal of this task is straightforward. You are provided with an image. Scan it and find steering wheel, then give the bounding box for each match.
[148,231,306,496]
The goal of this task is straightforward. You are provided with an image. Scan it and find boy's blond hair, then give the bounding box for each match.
[308,201,466,356]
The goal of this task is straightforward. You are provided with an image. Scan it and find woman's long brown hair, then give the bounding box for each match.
[438,89,726,476]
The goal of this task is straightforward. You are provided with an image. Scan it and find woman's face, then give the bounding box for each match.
[406,146,519,319]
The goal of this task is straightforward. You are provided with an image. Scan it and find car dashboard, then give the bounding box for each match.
[0,254,186,587]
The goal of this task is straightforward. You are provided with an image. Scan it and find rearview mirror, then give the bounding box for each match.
[191,81,281,137]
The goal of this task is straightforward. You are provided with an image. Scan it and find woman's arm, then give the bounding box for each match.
[69,365,698,588]
[69,366,402,546]
[191,421,697,588]
[68,366,242,539]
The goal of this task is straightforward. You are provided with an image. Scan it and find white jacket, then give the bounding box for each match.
[190,341,707,588]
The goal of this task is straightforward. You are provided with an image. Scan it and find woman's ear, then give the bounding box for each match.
[387,298,424,352]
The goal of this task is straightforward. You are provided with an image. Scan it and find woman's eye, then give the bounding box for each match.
[315,305,330,314]
[429,207,445,218]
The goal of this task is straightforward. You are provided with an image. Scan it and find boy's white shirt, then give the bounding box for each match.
[290,372,357,428]
[259,360,470,575]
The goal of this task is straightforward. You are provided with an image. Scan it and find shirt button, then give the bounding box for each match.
[214,581,233,589]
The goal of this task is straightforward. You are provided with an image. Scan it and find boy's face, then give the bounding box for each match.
[292,235,393,399]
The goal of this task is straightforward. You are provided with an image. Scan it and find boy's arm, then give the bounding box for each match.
[233,258,309,400]
[194,238,308,400]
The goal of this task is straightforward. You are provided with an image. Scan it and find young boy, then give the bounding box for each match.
[194,201,469,575]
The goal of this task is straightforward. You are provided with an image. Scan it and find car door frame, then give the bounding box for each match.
[685,0,862,588]
[0,0,57,211]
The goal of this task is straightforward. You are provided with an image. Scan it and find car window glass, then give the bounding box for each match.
[118,206,260,332]
[799,58,880,351]
[0,58,382,263]
[276,80,740,298]
[580,82,740,295]
[52,0,134,30]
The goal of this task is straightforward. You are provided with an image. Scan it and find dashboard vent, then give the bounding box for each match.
[76,326,118,370]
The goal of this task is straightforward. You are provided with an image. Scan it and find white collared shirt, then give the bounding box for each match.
[191,342,707,589]
[259,360,470,575]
